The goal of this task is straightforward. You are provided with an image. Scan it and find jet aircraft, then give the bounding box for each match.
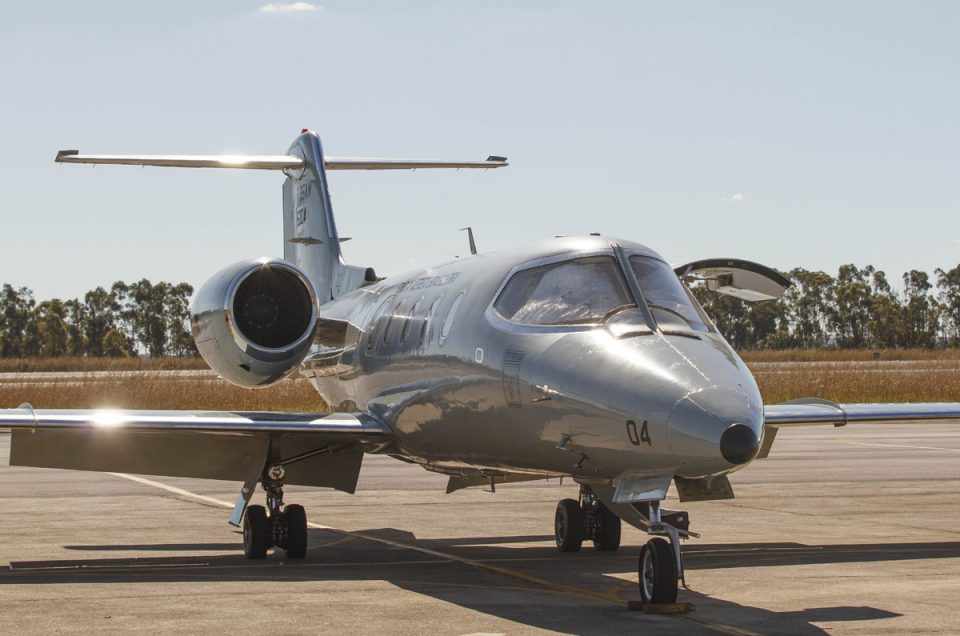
[4,130,960,603]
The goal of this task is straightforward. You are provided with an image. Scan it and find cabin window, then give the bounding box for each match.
[401,298,422,344]
[380,297,403,351]
[629,256,709,332]
[366,294,396,352]
[385,298,411,347]
[421,297,440,346]
[494,256,630,325]
[440,292,464,343]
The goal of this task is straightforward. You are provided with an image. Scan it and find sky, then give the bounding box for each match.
[2,1,958,300]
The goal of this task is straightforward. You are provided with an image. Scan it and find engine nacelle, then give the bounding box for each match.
[191,258,318,388]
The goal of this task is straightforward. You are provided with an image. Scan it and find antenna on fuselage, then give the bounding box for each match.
[460,227,478,255]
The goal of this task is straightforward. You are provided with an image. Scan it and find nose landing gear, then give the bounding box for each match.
[241,465,309,559]
[635,502,691,604]
[553,488,692,605]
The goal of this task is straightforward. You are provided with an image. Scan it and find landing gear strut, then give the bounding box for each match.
[553,486,622,553]
[242,465,308,559]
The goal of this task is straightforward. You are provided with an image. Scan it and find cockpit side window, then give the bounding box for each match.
[495,256,631,325]
[629,255,709,332]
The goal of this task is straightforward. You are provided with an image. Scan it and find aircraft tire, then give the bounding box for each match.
[243,505,271,559]
[555,498,584,552]
[284,504,308,559]
[638,537,678,604]
[592,504,621,551]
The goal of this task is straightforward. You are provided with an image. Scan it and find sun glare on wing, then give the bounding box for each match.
[91,410,128,428]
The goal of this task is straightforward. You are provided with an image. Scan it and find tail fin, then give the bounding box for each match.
[282,131,354,302]
[55,131,507,302]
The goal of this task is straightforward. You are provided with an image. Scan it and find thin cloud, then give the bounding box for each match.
[259,2,321,13]
[728,192,745,202]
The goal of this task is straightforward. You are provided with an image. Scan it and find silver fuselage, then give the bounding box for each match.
[304,236,764,484]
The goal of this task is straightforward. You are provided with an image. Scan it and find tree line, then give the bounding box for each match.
[2,262,960,357]
[691,264,960,349]
[0,281,194,358]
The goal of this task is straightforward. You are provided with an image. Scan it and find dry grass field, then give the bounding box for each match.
[0,376,323,411]
[3,348,956,372]
[0,356,209,373]
[1,349,959,410]
[739,348,960,362]
[752,365,960,403]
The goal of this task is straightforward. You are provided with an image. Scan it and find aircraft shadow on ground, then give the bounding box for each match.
[6,531,939,635]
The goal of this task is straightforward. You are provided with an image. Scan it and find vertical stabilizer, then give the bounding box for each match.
[283,131,344,302]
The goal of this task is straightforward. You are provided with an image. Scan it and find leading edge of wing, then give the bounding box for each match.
[0,406,390,436]
[764,401,960,428]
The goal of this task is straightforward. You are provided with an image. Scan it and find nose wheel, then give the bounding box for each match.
[241,466,309,559]
[638,537,678,603]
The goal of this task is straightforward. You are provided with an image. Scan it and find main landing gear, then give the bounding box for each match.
[242,465,308,560]
[554,486,622,552]
[553,487,692,604]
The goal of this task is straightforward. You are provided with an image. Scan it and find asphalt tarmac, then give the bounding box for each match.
[1,423,959,635]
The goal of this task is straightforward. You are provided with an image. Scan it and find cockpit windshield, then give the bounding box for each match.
[629,255,710,332]
[495,256,631,325]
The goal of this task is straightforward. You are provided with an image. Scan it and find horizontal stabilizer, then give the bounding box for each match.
[325,156,507,170]
[55,150,508,171]
[55,150,303,170]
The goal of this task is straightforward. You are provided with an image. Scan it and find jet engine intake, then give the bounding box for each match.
[191,258,318,387]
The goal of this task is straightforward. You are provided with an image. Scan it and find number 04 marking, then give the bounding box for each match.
[626,419,652,446]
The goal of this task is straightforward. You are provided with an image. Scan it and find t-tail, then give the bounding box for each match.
[55,130,507,302]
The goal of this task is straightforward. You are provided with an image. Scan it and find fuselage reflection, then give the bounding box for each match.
[306,236,763,483]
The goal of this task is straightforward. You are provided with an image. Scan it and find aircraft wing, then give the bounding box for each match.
[0,407,391,492]
[54,150,507,171]
[760,401,960,458]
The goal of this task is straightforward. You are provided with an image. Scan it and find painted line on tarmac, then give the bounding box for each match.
[105,472,757,636]
[106,473,244,509]
[104,472,615,603]
[840,441,960,453]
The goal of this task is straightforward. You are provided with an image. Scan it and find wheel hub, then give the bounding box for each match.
[641,549,655,599]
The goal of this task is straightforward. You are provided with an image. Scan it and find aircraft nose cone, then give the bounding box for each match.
[668,386,763,475]
[720,423,760,465]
